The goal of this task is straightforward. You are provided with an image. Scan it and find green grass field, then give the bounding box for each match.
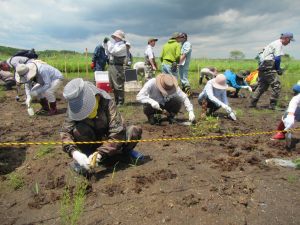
[0,45,299,91]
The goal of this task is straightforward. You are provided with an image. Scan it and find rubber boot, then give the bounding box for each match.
[271,121,285,140]
[49,101,58,115]
[36,98,50,114]
[268,99,277,110]
[113,91,119,106]
[249,97,258,108]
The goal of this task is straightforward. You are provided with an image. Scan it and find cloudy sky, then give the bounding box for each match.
[1,0,299,59]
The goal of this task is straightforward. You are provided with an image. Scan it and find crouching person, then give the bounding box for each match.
[198,74,236,120]
[271,81,300,140]
[15,61,64,116]
[0,68,16,90]
[60,78,142,174]
[136,73,195,125]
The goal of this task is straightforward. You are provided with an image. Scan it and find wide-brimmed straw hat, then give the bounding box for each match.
[212,74,228,90]
[155,73,178,96]
[15,63,37,83]
[111,30,125,41]
[63,78,104,121]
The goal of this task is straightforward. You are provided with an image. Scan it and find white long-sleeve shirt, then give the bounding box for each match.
[287,94,300,114]
[107,40,127,57]
[31,62,64,95]
[262,39,284,61]
[198,79,228,107]
[7,56,32,69]
[136,78,193,112]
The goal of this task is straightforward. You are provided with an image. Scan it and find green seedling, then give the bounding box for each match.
[287,175,298,183]
[35,145,54,159]
[8,172,24,190]
[60,181,88,225]
[33,182,40,195]
[110,161,119,184]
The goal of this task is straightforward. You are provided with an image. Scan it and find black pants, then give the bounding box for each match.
[143,96,182,118]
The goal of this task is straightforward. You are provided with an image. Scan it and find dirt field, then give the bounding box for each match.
[0,84,299,225]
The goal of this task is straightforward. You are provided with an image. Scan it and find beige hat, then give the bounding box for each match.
[15,63,37,83]
[171,32,180,39]
[155,73,178,96]
[111,30,125,40]
[212,74,228,90]
[148,37,158,43]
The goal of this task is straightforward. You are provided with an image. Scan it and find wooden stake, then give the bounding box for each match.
[85,48,88,79]
[64,55,67,79]
[77,61,80,77]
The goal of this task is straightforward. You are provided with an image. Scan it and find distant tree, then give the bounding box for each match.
[229,50,245,60]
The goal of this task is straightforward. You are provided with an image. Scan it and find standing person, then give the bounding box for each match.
[178,32,192,96]
[250,32,295,110]
[160,33,181,77]
[91,37,109,71]
[15,61,64,116]
[144,37,158,81]
[198,74,236,120]
[136,73,195,125]
[271,81,300,140]
[60,78,143,174]
[224,70,252,98]
[125,42,133,69]
[199,66,218,85]
[107,30,127,106]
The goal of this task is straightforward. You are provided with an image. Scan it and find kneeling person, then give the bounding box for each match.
[198,74,236,120]
[136,73,195,125]
[224,70,252,98]
[60,78,142,173]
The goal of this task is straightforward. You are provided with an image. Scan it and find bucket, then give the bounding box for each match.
[94,71,112,93]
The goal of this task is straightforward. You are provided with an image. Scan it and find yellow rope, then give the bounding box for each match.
[0,128,298,147]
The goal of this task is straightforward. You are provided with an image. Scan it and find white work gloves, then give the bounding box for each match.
[283,115,295,130]
[223,105,237,121]
[223,105,232,114]
[241,86,252,92]
[26,96,32,108]
[88,152,102,168]
[72,151,90,170]
[25,96,35,116]
[188,111,196,122]
[148,99,162,111]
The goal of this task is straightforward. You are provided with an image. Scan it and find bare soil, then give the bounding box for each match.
[0,84,299,225]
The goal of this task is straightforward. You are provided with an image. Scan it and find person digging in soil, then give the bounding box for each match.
[224,69,252,98]
[198,74,236,120]
[271,81,300,140]
[136,73,195,125]
[60,78,143,175]
[0,68,16,90]
[15,61,64,116]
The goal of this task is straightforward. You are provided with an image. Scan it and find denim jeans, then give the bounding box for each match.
[161,64,177,77]
[179,64,190,87]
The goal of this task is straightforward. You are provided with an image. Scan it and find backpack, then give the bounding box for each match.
[12,48,38,59]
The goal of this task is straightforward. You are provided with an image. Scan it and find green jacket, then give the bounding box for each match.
[160,39,181,65]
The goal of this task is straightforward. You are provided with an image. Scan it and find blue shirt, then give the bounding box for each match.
[224,70,247,90]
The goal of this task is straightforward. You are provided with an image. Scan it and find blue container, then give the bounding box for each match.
[129,149,144,161]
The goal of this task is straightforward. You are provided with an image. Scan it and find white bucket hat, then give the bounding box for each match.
[15,63,37,83]
[212,74,228,90]
[111,30,125,41]
[63,78,111,121]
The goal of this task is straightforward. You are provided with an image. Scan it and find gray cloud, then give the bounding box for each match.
[0,0,299,59]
